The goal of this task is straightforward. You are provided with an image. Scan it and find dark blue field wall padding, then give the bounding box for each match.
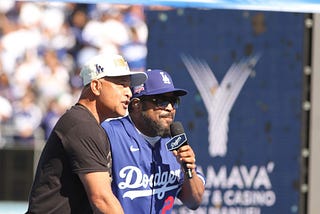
[145,8,304,213]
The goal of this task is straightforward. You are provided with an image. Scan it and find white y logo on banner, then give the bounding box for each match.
[181,54,260,157]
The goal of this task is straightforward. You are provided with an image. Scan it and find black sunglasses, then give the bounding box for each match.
[140,96,180,109]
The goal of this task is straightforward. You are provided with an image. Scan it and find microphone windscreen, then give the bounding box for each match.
[170,121,185,136]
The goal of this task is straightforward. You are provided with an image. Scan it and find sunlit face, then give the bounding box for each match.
[138,93,179,137]
[98,75,132,118]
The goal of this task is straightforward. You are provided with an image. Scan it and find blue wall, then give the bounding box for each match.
[146,8,305,213]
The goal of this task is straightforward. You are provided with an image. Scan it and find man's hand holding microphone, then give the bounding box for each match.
[166,121,196,179]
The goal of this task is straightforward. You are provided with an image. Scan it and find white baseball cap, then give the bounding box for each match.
[80,54,147,86]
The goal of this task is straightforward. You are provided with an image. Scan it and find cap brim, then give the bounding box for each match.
[172,89,188,96]
[134,88,188,98]
[106,71,147,87]
[130,72,148,87]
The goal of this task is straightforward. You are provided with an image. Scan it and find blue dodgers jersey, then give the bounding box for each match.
[102,116,184,214]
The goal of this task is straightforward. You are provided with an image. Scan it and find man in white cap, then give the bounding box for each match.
[26,54,147,214]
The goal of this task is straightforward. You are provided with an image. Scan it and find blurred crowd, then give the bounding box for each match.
[0,1,149,148]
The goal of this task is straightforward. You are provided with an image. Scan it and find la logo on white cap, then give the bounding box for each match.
[160,72,171,84]
[95,64,104,74]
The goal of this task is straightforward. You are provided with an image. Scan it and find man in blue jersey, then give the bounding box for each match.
[102,69,205,213]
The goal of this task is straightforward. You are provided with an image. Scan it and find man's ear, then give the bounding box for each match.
[131,98,141,108]
[90,79,101,96]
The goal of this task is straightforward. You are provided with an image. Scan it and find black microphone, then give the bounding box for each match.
[165,121,193,179]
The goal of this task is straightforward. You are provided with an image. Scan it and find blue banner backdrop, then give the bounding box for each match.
[145,8,304,213]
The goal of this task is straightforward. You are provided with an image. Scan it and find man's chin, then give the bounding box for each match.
[161,117,173,126]
[111,110,127,119]
[158,125,171,137]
